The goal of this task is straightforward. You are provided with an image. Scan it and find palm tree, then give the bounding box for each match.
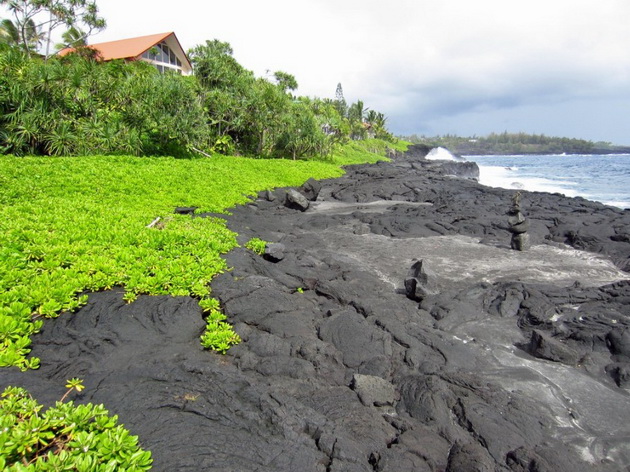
[370,111,387,132]
[348,100,367,124]
[55,26,87,51]
[0,17,43,53]
[0,18,19,46]
[348,100,368,140]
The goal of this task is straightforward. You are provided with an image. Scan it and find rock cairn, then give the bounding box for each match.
[507,191,530,250]
[404,259,437,301]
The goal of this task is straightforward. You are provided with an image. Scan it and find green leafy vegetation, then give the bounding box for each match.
[0,0,105,57]
[402,132,627,155]
[0,145,401,370]
[0,46,209,158]
[245,238,268,255]
[1,2,401,467]
[332,139,407,165]
[0,36,397,160]
[199,300,241,355]
[0,382,152,470]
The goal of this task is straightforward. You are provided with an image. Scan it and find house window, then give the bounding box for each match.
[142,41,186,74]
[152,42,180,67]
[159,43,170,63]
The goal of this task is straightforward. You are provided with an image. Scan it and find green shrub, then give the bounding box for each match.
[1,43,397,160]
[0,50,210,157]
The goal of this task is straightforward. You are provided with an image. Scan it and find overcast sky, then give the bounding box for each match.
[6,0,630,143]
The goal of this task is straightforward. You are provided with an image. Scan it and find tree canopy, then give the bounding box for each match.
[0,32,394,158]
[0,0,105,57]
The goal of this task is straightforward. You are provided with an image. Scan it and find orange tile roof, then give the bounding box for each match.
[58,32,192,70]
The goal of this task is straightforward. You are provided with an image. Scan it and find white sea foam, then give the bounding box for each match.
[426,146,458,161]
[603,200,630,209]
[478,165,578,197]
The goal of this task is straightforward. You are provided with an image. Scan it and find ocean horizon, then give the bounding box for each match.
[426,148,630,210]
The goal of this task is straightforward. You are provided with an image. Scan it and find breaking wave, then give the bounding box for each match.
[426,146,459,161]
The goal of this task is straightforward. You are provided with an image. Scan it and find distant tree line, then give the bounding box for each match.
[402,132,630,155]
[0,5,394,158]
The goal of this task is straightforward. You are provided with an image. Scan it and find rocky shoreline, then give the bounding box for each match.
[3,145,630,471]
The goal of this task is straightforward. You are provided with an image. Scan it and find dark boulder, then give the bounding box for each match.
[438,161,480,180]
[351,374,397,407]
[414,160,480,180]
[528,330,579,364]
[605,362,630,388]
[507,193,531,250]
[508,216,530,234]
[445,442,494,472]
[403,143,432,159]
[301,178,322,201]
[606,328,630,359]
[263,242,286,262]
[174,206,198,215]
[285,188,310,211]
[262,189,276,201]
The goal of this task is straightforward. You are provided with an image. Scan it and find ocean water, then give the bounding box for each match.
[426,148,630,209]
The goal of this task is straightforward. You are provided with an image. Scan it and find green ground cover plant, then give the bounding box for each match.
[0,139,402,470]
[1,6,404,467]
[0,381,152,470]
[0,143,401,370]
[244,237,268,255]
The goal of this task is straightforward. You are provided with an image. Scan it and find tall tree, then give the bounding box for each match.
[365,110,391,140]
[273,70,297,94]
[277,100,322,160]
[188,39,250,90]
[0,0,105,57]
[348,99,366,123]
[333,82,347,118]
[188,39,256,146]
[348,100,368,140]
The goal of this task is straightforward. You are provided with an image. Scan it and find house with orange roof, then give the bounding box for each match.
[59,32,193,75]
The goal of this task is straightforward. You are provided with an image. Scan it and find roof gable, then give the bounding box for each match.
[58,32,192,73]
